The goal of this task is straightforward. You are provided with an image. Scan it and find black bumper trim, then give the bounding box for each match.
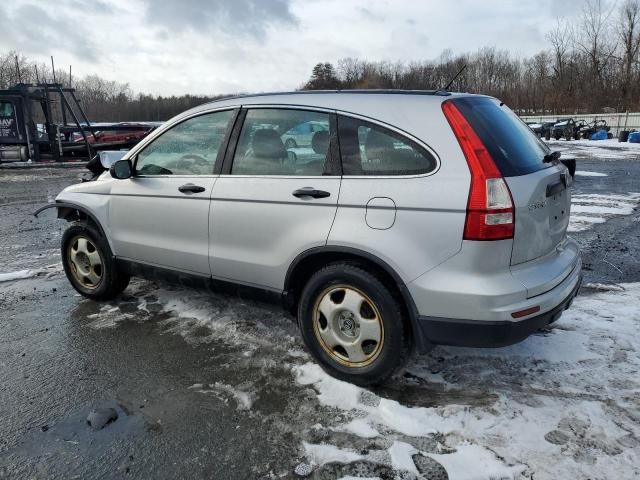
[416,275,582,348]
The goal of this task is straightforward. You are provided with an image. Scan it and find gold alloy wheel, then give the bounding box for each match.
[67,235,104,290]
[312,285,384,367]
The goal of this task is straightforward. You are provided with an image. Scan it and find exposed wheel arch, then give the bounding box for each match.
[284,246,430,353]
[34,202,108,243]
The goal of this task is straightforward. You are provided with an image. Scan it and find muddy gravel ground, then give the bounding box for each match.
[0,155,639,480]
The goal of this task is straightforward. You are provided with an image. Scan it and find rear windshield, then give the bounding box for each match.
[452,96,550,177]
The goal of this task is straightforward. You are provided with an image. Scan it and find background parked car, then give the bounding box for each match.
[281,120,328,148]
[552,118,583,140]
[579,119,612,140]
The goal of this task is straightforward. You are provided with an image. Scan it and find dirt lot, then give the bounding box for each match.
[1,150,639,479]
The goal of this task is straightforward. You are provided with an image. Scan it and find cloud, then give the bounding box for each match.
[144,0,298,41]
[0,0,601,96]
[0,3,98,62]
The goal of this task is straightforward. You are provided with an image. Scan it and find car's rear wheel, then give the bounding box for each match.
[62,223,130,300]
[298,263,410,386]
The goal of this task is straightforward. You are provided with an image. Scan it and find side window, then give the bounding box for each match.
[135,109,234,175]
[0,101,15,117]
[231,109,331,176]
[338,116,437,176]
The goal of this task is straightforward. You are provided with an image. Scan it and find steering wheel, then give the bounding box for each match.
[174,154,210,173]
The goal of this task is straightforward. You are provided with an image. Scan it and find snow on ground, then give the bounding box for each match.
[294,284,640,479]
[79,278,640,479]
[0,269,36,282]
[188,382,255,410]
[569,193,640,232]
[0,264,62,282]
[574,171,608,177]
[543,138,640,160]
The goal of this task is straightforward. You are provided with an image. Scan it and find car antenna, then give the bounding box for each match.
[441,64,466,91]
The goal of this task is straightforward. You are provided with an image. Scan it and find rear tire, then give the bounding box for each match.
[297,263,410,386]
[61,222,130,301]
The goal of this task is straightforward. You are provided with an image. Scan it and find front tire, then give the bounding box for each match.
[61,222,130,300]
[298,263,410,386]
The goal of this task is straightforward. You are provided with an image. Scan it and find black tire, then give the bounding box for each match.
[297,263,410,386]
[554,133,562,140]
[61,222,130,301]
[285,138,297,149]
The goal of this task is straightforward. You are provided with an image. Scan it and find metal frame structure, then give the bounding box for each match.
[0,82,156,162]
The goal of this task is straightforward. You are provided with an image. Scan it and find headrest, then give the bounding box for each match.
[311,130,330,154]
[252,129,287,159]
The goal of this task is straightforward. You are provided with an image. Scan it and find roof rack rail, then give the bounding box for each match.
[204,88,451,106]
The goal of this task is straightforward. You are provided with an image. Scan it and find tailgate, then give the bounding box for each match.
[506,164,571,265]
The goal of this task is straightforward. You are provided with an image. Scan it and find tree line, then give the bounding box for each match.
[303,0,640,114]
[0,53,227,122]
[1,0,639,121]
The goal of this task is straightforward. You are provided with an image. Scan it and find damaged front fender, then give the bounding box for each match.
[33,202,108,240]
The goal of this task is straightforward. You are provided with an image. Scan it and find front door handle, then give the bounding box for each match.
[178,183,206,194]
[292,188,331,199]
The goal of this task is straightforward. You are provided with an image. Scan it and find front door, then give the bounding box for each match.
[209,107,341,290]
[109,109,236,275]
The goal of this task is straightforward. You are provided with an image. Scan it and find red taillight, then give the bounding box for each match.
[442,100,515,241]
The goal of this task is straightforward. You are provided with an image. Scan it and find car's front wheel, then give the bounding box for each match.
[298,263,410,386]
[61,222,130,300]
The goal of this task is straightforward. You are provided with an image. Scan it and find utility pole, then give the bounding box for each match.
[15,55,21,83]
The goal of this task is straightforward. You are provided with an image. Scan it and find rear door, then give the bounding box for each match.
[209,107,341,290]
[329,113,465,282]
[451,97,572,265]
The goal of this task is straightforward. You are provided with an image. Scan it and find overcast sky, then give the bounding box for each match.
[0,0,587,96]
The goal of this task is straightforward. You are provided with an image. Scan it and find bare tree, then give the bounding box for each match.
[575,0,618,110]
[618,0,640,109]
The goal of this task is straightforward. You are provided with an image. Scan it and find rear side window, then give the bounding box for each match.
[451,97,550,177]
[337,116,436,176]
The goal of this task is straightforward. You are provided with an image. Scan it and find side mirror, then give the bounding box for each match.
[110,159,133,179]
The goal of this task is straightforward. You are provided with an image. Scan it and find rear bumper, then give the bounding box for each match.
[416,272,582,348]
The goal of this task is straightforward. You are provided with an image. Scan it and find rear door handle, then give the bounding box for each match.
[178,183,206,194]
[292,188,331,199]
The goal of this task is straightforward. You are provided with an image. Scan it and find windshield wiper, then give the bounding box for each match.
[543,151,561,163]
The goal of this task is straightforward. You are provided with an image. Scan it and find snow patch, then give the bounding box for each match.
[428,444,524,480]
[303,442,363,465]
[189,382,255,410]
[335,418,380,438]
[388,441,418,473]
[0,269,35,282]
[569,192,640,232]
[543,138,640,160]
[294,285,640,479]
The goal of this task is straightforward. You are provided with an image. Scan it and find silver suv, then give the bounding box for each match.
[37,91,582,385]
